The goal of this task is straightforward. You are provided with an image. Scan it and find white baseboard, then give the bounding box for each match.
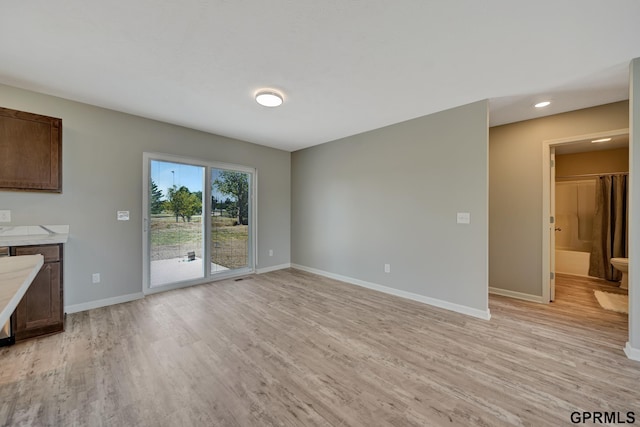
[65,292,143,314]
[555,272,601,280]
[256,263,291,274]
[489,287,546,303]
[624,342,640,362]
[65,264,291,314]
[291,264,490,320]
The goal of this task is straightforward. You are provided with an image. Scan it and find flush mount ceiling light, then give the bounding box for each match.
[591,138,612,143]
[255,90,283,107]
[534,101,551,108]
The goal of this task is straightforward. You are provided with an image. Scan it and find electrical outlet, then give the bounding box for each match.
[268,249,273,256]
[0,210,11,222]
[92,273,101,284]
[384,264,391,273]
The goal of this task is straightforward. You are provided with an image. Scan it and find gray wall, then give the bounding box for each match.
[629,58,640,353]
[489,101,629,297]
[291,100,489,313]
[0,83,291,307]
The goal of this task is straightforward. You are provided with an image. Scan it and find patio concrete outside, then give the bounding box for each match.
[150,257,229,287]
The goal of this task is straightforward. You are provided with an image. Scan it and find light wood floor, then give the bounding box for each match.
[1,270,636,426]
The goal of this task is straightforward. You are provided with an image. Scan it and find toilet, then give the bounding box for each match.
[610,258,629,290]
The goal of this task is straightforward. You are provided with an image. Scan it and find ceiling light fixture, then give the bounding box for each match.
[534,101,551,108]
[255,90,283,107]
[591,138,612,143]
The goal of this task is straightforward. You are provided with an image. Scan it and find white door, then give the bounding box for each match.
[550,148,556,301]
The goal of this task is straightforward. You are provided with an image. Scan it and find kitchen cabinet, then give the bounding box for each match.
[10,244,64,340]
[0,106,62,192]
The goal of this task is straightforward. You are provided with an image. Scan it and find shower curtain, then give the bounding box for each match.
[588,174,628,280]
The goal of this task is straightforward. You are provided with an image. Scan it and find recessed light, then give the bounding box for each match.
[534,101,551,108]
[591,138,612,143]
[255,90,283,107]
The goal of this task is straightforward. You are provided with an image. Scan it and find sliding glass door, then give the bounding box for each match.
[211,168,251,272]
[143,153,255,293]
[148,159,205,287]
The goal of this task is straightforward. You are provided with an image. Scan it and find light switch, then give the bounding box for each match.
[457,212,470,224]
[0,210,10,222]
[117,211,130,221]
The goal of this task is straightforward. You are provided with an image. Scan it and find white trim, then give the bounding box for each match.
[65,292,143,314]
[489,287,546,303]
[144,268,254,296]
[624,342,640,362]
[543,128,629,146]
[292,264,491,320]
[252,171,258,275]
[256,263,291,274]
[142,153,151,295]
[630,59,639,364]
[550,147,556,301]
[542,141,551,303]
[555,271,596,279]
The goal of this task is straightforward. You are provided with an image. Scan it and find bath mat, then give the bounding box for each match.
[594,291,628,314]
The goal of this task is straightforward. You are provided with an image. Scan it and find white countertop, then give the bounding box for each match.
[0,225,69,246]
[0,255,44,327]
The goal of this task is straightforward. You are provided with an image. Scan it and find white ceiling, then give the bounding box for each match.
[1,1,639,152]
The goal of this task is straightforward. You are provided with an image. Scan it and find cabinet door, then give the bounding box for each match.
[13,244,60,262]
[14,262,63,341]
[0,106,62,192]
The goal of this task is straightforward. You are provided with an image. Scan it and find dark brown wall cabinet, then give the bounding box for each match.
[0,106,62,192]
[10,244,64,341]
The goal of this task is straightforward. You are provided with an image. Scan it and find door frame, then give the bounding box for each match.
[142,152,257,295]
[541,128,629,302]
[550,147,556,301]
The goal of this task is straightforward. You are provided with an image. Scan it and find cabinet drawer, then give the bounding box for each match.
[13,245,60,262]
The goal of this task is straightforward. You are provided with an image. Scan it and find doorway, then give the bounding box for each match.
[542,128,629,302]
[142,153,256,294]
